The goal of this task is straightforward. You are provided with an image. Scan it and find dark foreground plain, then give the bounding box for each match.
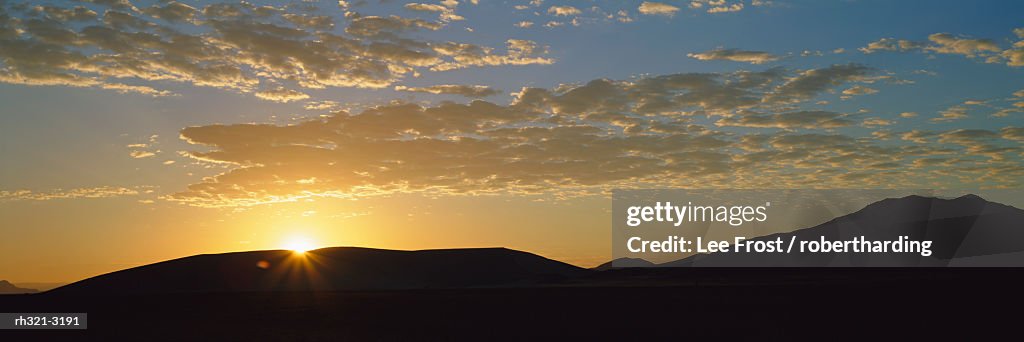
[2,268,1023,341]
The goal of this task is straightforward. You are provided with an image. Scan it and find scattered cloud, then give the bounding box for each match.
[0,1,553,100]
[706,4,744,13]
[130,151,156,159]
[691,0,745,13]
[143,1,197,23]
[840,85,878,99]
[613,10,634,23]
[163,68,1023,207]
[430,39,554,71]
[766,64,873,103]
[127,135,160,159]
[688,48,779,64]
[862,117,894,127]
[254,86,310,103]
[0,186,145,201]
[859,38,925,54]
[638,2,680,17]
[547,6,581,17]
[304,100,341,111]
[932,105,969,123]
[395,84,500,98]
[926,33,1001,58]
[715,111,854,129]
[860,29,1024,67]
[404,2,464,22]
[1003,127,1024,141]
[404,3,448,13]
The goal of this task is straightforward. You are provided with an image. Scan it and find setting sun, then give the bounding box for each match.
[283,236,316,254]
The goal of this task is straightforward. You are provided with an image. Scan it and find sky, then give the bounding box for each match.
[1,0,1023,283]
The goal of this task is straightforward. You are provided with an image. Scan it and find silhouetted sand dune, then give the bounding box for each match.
[47,247,586,295]
[593,257,655,270]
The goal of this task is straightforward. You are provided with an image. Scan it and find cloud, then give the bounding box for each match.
[926,33,1001,57]
[430,39,554,71]
[1002,127,1024,141]
[1004,48,1024,67]
[130,151,156,158]
[0,186,144,201]
[690,0,745,13]
[547,6,581,16]
[163,70,1024,207]
[715,111,854,129]
[613,10,634,23]
[861,29,1024,67]
[933,129,1018,160]
[127,135,160,158]
[404,3,448,13]
[0,1,552,100]
[395,84,501,98]
[255,86,310,103]
[281,13,334,30]
[81,0,139,12]
[842,85,878,96]
[31,5,98,22]
[403,3,464,22]
[304,100,341,111]
[931,105,969,123]
[143,1,197,23]
[766,64,872,103]
[638,2,680,17]
[862,117,894,127]
[859,38,924,54]
[900,130,934,144]
[706,4,744,13]
[840,85,878,99]
[1001,28,1024,67]
[688,48,779,64]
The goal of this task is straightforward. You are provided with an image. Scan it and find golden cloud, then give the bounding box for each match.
[638,2,680,17]
[860,29,1024,67]
[163,70,1024,207]
[688,48,779,64]
[0,186,147,201]
[547,6,581,17]
[394,84,500,98]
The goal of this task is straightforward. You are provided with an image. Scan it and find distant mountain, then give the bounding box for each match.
[0,280,38,294]
[15,282,66,292]
[664,194,1024,267]
[47,247,587,295]
[594,258,655,270]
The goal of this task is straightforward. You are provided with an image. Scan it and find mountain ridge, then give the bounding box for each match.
[0,280,39,294]
[663,194,1024,267]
